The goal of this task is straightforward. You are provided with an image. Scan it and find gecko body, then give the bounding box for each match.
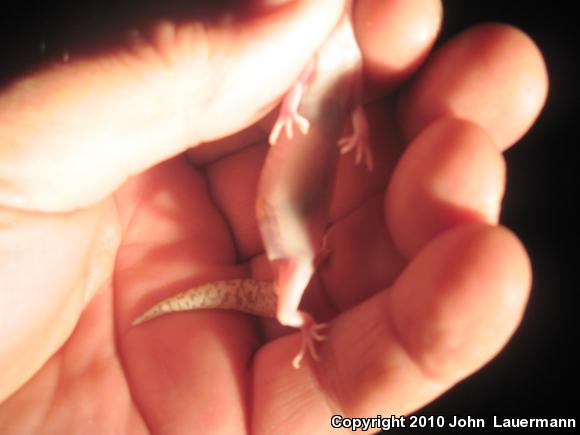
[255,2,366,366]
[133,2,369,368]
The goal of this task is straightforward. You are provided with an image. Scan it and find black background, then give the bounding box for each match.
[1,0,576,432]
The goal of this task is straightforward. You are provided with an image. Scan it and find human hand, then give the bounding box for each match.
[0,0,546,433]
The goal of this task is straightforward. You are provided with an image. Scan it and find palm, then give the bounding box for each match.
[0,133,351,430]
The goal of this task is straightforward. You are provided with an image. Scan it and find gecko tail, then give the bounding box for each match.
[131,307,163,326]
[131,284,218,327]
[132,304,172,326]
[131,279,278,327]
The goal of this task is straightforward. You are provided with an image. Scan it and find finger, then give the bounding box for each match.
[117,158,262,430]
[298,118,504,331]
[191,0,443,245]
[187,0,443,167]
[252,223,530,429]
[0,200,120,402]
[0,282,135,433]
[386,117,505,258]
[354,0,442,92]
[321,195,406,311]
[114,156,263,338]
[398,23,548,150]
[124,311,262,432]
[332,223,531,416]
[204,142,268,259]
[0,0,346,213]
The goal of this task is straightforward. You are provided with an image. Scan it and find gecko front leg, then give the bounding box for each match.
[268,57,316,146]
[338,104,373,171]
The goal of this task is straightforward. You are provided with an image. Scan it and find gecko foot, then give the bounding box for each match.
[338,105,374,171]
[269,105,310,145]
[268,57,317,145]
[292,320,328,369]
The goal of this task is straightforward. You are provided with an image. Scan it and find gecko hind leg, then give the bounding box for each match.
[292,312,328,369]
[338,105,374,171]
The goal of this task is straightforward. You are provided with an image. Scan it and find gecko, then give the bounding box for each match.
[133,1,371,369]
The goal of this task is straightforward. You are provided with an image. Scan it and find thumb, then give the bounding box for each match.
[0,0,344,212]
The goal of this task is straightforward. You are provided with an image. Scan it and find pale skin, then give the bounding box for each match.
[0,0,546,434]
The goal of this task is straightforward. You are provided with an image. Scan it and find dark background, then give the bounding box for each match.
[1,0,576,432]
